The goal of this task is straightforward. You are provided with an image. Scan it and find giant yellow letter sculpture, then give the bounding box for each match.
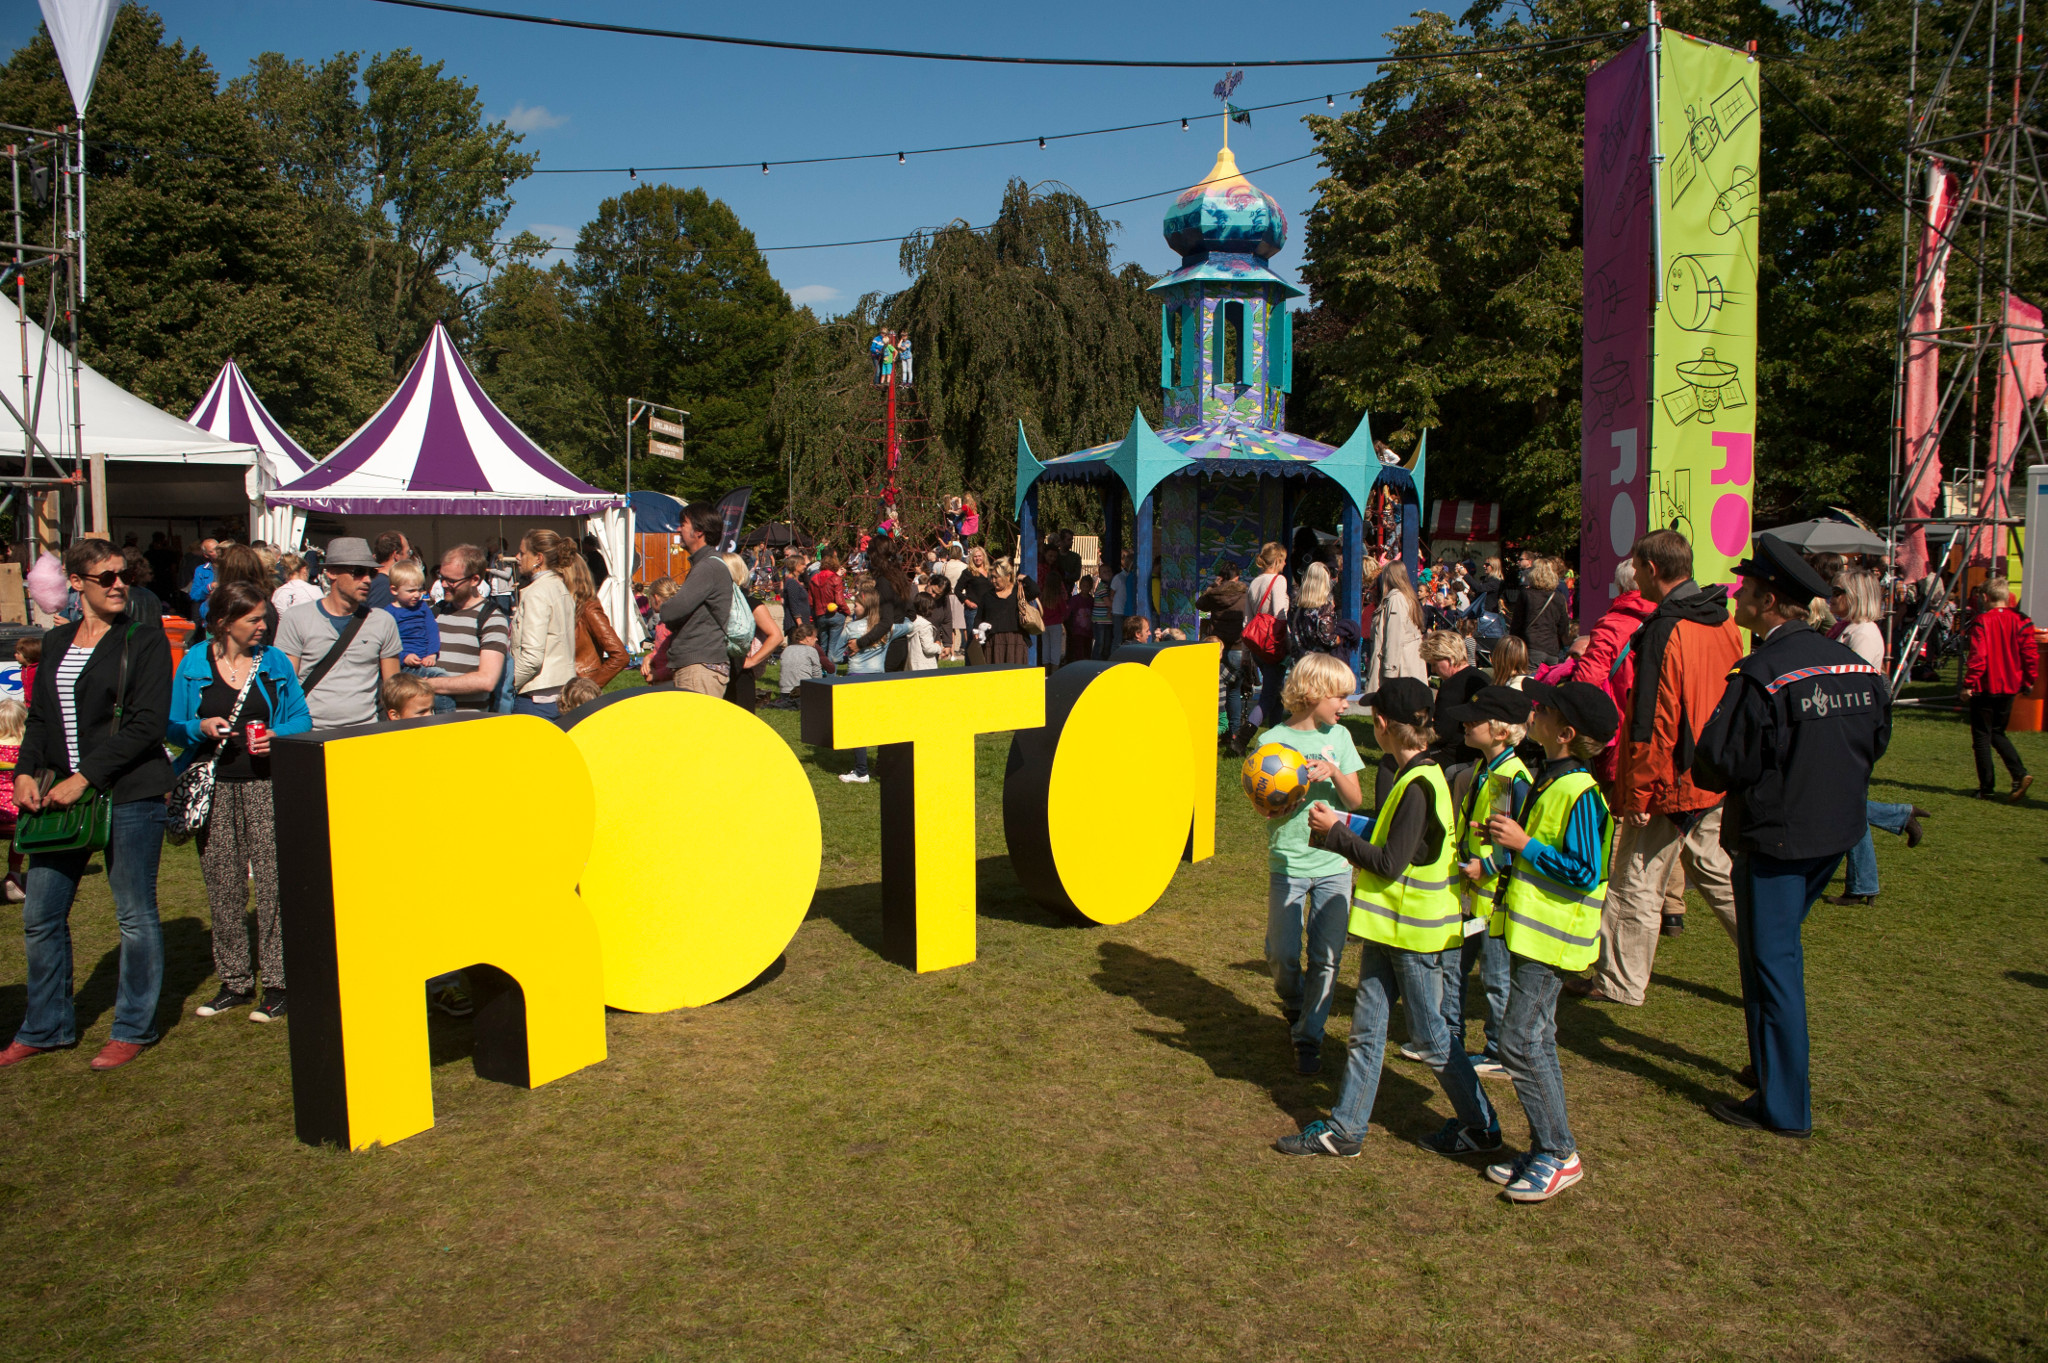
[1111,640,1223,863]
[566,689,820,1011]
[1003,661,1195,924]
[800,666,1044,972]
[274,715,607,1150]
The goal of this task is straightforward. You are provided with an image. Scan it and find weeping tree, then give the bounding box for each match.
[772,180,1160,551]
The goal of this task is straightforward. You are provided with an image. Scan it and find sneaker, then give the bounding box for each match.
[1660,913,1686,936]
[249,989,287,1023]
[1470,1053,1508,1077]
[1272,1119,1362,1158]
[1294,1041,1322,1076]
[838,772,871,784]
[1398,1043,1428,1062]
[1421,1117,1504,1157]
[1504,1151,1584,1202]
[429,983,474,1018]
[1486,1152,1530,1186]
[196,988,254,1018]
[2013,774,2035,803]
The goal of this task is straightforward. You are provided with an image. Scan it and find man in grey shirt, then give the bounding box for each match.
[274,536,402,729]
[658,502,733,697]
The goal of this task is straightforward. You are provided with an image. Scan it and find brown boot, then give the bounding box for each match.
[89,1040,148,1071]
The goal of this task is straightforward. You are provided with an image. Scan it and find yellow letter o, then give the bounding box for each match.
[568,690,822,1010]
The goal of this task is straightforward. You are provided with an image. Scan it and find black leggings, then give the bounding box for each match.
[1970,692,2027,792]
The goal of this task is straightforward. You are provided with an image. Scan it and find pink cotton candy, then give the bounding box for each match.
[26,553,68,614]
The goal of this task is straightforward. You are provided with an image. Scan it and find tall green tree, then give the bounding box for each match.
[0,7,385,451]
[234,46,535,373]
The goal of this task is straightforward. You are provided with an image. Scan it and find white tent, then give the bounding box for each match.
[187,358,319,548]
[267,323,640,646]
[0,292,262,536]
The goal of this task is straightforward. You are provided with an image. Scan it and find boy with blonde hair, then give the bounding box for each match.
[382,672,436,721]
[1276,676,1500,1159]
[1256,651,1366,1076]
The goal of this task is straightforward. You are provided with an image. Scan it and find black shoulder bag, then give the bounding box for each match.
[300,607,372,697]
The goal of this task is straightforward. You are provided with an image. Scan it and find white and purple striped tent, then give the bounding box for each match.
[265,323,639,644]
[188,358,318,546]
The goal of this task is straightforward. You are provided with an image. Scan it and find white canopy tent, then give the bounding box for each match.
[266,323,640,646]
[0,293,263,538]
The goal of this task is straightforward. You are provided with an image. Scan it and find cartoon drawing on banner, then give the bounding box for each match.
[1711,166,1759,235]
[1665,254,1743,334]
[1612,159,1651,236]
[1587,267,1631,344]
[1661,347,1747,425]
[1667,79,1757,209]
[1650,467,1696,542]
[1589,353,1636,430]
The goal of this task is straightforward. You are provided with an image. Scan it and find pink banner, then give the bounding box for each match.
[1579,37,1654,625]
[1899,170,1957,581]
[1975,293,2046,565]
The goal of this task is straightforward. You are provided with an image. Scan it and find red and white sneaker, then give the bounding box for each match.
[1503,1150,1584,1202]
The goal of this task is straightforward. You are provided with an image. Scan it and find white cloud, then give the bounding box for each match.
[504,102,568,133]
[788,284,841,305]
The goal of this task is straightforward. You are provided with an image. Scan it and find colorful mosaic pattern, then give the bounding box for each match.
[1156,478,1202,636]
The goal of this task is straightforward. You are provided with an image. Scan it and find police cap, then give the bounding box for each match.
[1734,533,1833,607]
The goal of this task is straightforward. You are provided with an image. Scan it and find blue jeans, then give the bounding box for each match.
[816,616,846,670]
[405,663,457,714]
[16,799,169,1048]
[1254,657,1287,730]
[1732,850,1841,1132]
[1329,938,1497,1141]
[1842,800,1913,897]
[513,695,560,719]
[1265,872,1351,1048]
[1499,951,1574,1157]
[1442,924,1512,1059]
[1223,645,1253,733]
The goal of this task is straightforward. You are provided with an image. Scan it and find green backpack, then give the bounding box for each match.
[725,584,757,658]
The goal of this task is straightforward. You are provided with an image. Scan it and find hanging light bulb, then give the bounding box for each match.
[1326,94,1335,106]
[898,151,905,163]
[628,167,636,180]
[1038,136,1046,149]
[761,162,769,174]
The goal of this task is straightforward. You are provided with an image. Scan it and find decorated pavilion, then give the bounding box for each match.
[1014,145,1426,661]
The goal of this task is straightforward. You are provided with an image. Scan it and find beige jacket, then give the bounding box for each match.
[512,569,578,694]
[1367,596,1428,687]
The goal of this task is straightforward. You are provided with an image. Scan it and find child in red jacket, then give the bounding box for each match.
[1963,578,2038,801]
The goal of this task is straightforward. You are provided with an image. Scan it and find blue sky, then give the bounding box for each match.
[5,0,1439,312]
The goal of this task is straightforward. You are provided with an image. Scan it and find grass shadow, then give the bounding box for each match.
[1091,940,1438,1132]
[1555,996,1742,1107]
[806,858,1082,971]
[73,915,211,1040]
[1650,972,1746,1010]
[2006,970,2048,990]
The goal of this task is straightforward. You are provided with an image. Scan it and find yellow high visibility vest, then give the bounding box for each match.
[1495,767,1608,971]
[1457,750,1531,910]
[1348,762,1461,953]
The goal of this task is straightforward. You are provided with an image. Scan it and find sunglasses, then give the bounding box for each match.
[330,565,378,578]
[78,568,139,589]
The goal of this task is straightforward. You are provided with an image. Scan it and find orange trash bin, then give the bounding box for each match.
[2009,631,2047,733]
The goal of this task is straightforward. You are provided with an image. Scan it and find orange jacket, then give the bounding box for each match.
[1614,610,1743,816]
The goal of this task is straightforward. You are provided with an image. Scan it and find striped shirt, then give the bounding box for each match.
[435,600,510,711]
[55,643,90,770]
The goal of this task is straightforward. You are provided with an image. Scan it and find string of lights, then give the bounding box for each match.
[370,0,1630,70]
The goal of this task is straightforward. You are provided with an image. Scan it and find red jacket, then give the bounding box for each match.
[1571,590,1656,786]
[807,568,845,621]
[1612,588,1744,817]
[1966,606,2040,696]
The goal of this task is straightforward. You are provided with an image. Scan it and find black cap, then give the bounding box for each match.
[1361,676,1435,727]
[1440,683,1534,728]
[1522,679,1620,744]
[1734,533,1833,607]
[1432,666,1489,729]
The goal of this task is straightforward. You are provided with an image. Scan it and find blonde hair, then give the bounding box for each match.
[1419,629,1466,665]
[993,558,1016,588]
[1375,715,1435,754]
[1526,558,1560,590]
[1255,541,1287,574]
[645,576,679,606]
[1986,577,2012,606]
[387,559,425,591]
[0,698,24,743]
[1282,651,1357,717]
[1296,562,1332,612]
[1806,596,1836,630]
[381,672,435,715]
[1491,635,1529,685]
[719,552,749,587]
[560,676,603,715]
[521,528,580,574]
[1479,718,1528,746]
[561,552,599,606]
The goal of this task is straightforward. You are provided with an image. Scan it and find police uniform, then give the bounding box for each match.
[1694,536,1891,1135]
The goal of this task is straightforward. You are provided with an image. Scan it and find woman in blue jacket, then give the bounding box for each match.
[168,580,311,1024]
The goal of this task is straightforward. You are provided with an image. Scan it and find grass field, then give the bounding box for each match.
[2,683,2044,1361]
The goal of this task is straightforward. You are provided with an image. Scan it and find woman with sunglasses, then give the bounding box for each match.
[168,580,312,1025]
[0,539,175,1072]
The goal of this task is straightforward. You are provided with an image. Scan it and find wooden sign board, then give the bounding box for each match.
[0,563,25,624]
[647,439,684,461]
[649,417,686,439]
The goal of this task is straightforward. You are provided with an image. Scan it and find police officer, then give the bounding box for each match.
[1693,535,1891,1137]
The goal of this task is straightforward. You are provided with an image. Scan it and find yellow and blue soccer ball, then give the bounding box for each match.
[1242,742,1313,819]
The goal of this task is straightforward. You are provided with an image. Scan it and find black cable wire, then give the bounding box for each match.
[369,0,1628,70]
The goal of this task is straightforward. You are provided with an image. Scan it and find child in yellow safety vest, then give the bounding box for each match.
[1273,676,1500,1161]
[1477,679,1619,1202]
[1440,684,1535,1078]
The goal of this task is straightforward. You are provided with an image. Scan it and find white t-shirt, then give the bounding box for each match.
[1109,571,1136,616]
[272,579,321,614]
[1247,571,1291,618]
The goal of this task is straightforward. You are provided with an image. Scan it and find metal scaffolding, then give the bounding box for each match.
[0,118,91,552]
[1885,0,2046,695]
